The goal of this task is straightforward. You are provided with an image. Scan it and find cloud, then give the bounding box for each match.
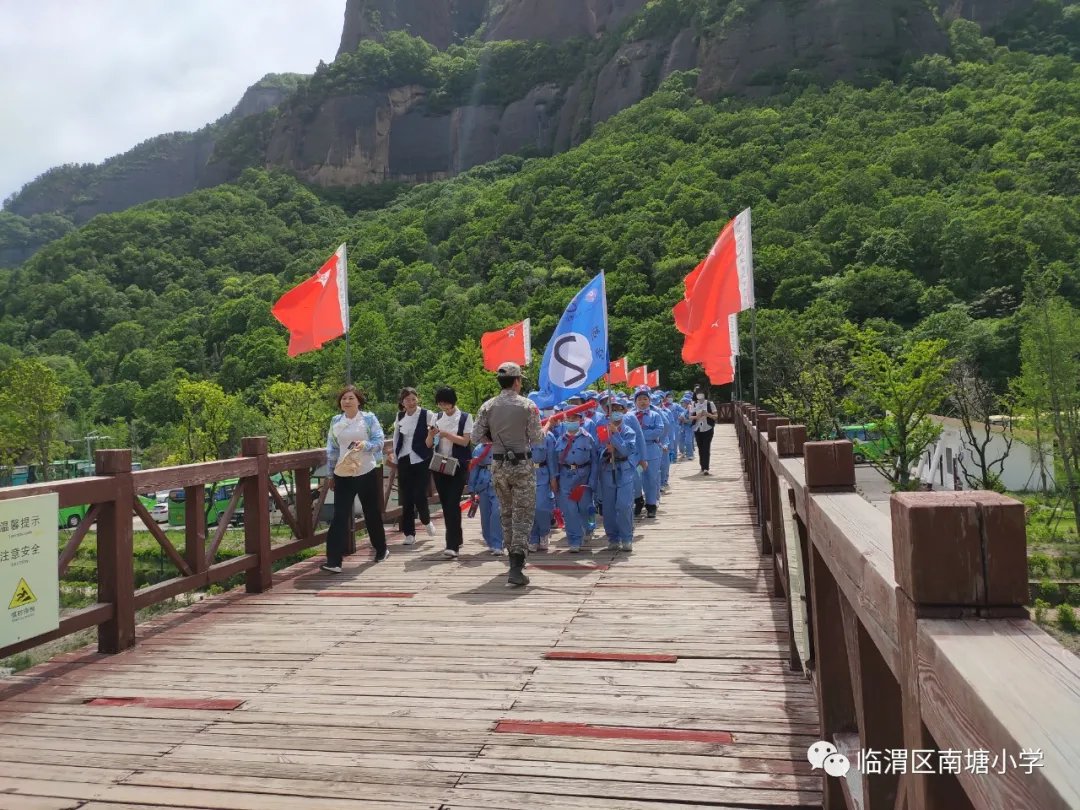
[0,0,344,203]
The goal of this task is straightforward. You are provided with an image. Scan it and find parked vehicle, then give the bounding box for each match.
[840,423,889,464]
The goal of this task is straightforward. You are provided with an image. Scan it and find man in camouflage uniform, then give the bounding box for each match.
[472,362,544,586]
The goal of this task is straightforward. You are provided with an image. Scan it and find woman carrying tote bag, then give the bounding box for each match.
[428,386,473,559]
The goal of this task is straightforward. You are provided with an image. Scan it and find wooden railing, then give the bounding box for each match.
[735,404,1080,810]
[0,438,431,661]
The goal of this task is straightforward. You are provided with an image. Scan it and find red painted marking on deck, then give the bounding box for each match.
[84,697,243,710]
[529,564,609,571]
[315,591,416,598]
[595,583,679,588]
[495,720,733,744]
[544,651,678,663]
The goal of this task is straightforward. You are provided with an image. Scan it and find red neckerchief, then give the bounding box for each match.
[559,432,578,464]
[468,443,493,472]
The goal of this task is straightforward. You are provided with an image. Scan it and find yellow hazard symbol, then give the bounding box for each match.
[8,577,37,609]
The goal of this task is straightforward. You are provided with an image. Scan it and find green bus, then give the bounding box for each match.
[841,423,890,464]
[58,492,157,529]
[166,473,292,528]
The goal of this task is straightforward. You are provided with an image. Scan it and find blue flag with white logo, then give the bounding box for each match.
[534,273,608,408]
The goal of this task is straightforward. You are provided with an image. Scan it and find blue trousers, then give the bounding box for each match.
[640,452,661,505]
[600,462,635,543]
[681,426,695,458]
[557,478,592,548]
[477,486,503,550]
[661,445,671,486]
[530,489,554,543]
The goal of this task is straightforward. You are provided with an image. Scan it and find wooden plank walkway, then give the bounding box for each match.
[0,426,821,810]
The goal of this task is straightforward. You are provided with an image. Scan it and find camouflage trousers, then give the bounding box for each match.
[492,460,536,556]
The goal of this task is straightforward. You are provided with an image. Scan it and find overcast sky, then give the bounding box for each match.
[0,0,345,203]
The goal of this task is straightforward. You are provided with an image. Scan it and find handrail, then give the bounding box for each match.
[733,403,1080,810]
[0,438,425,661]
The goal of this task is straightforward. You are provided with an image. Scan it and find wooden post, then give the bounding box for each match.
[807,544,857,810]
[804,440,856,492]
[95,450,136,654]
[766,416,790,442]
[242,437,272,593]
[295,466,313,543]
[890,491,1027,810]
[777,425,807,458]
[183,484,207,575]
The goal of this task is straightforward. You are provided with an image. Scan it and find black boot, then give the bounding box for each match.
[646,505,657,519]
[507,552,530,587]
[634,497,645,517]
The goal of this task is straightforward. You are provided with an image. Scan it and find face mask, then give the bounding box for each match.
[610,412,624,424]
[565,421,580,434]
[696,394,705,401]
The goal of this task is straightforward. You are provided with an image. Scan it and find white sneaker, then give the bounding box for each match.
[569,546,581,554]
[606,541,619,551]
[442,549,458,559]
[538,535,550,551]
[527,543,539,552]
[489,547,506,556]
[319,564,342,574]
[403,535,416,546]
[425,522,437,537]
[620,542,633,552]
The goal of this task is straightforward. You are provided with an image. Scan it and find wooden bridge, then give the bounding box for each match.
[0,407,1077,810]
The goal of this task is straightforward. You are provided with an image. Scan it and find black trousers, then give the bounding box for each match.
[397,457,431,536]
[327,470,387,566]
[433,467,468,551]
[695,429,714,472]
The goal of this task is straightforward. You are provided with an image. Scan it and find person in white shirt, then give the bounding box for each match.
[390,387,437,546]
[429,387,474,558]
[321,386,388,573]
[689,385,718,475]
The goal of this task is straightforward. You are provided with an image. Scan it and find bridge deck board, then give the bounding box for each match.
[0,425,821,809]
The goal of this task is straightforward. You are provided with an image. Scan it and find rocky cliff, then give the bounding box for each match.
[272,0,1035,186]
[6,0,1039,241]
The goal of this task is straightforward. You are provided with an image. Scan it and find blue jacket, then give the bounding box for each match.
[326,412,385,470]
[632,407,665,460]
[550,430,599,492]
[597,417,638,469]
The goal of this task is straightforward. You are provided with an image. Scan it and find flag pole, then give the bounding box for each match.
[750,305,758,406]
[345,331,352,386]
[342,243,352,386]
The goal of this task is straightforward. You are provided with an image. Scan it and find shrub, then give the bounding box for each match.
[1033,599,1050,624]
[1029,551,1053,578]
[1067,585,1080,607]
[1058,604,1079,633]
[1037,578,1060,603]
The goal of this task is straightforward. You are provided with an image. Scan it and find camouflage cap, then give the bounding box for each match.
[497,362,523,377]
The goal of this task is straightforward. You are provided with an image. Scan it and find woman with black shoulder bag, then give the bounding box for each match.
[390,387,437,546]
[690,385,718,475]
[427,386,473,559]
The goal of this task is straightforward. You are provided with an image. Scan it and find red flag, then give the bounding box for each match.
[607,357,629,384]
[481,319,531,372]
[272,244,349,357]
[673,209,754,384]
[627,365,648,388]
[647,370,660,388]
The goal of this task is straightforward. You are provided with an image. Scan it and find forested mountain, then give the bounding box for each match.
[5,0,1072,270]
[1,11,1077,469]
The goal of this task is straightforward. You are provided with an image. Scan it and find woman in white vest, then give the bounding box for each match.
[389,387,438,545]
[321,385,388,573]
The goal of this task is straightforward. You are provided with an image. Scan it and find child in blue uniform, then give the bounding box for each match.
[598,398,638,551]
[466,442,503,554]
[550,415,598,551]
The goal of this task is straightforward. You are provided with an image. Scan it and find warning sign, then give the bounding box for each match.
[1,493,59,648]
[8,577,37,609]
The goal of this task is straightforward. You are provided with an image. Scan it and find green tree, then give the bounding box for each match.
[263,381,333,454]
[1016,281,1080,530]
[172,379,236,463]
[845,331,954,489]
[0,358,69,479]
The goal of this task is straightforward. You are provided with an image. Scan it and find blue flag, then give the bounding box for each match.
[534,273,608,408]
